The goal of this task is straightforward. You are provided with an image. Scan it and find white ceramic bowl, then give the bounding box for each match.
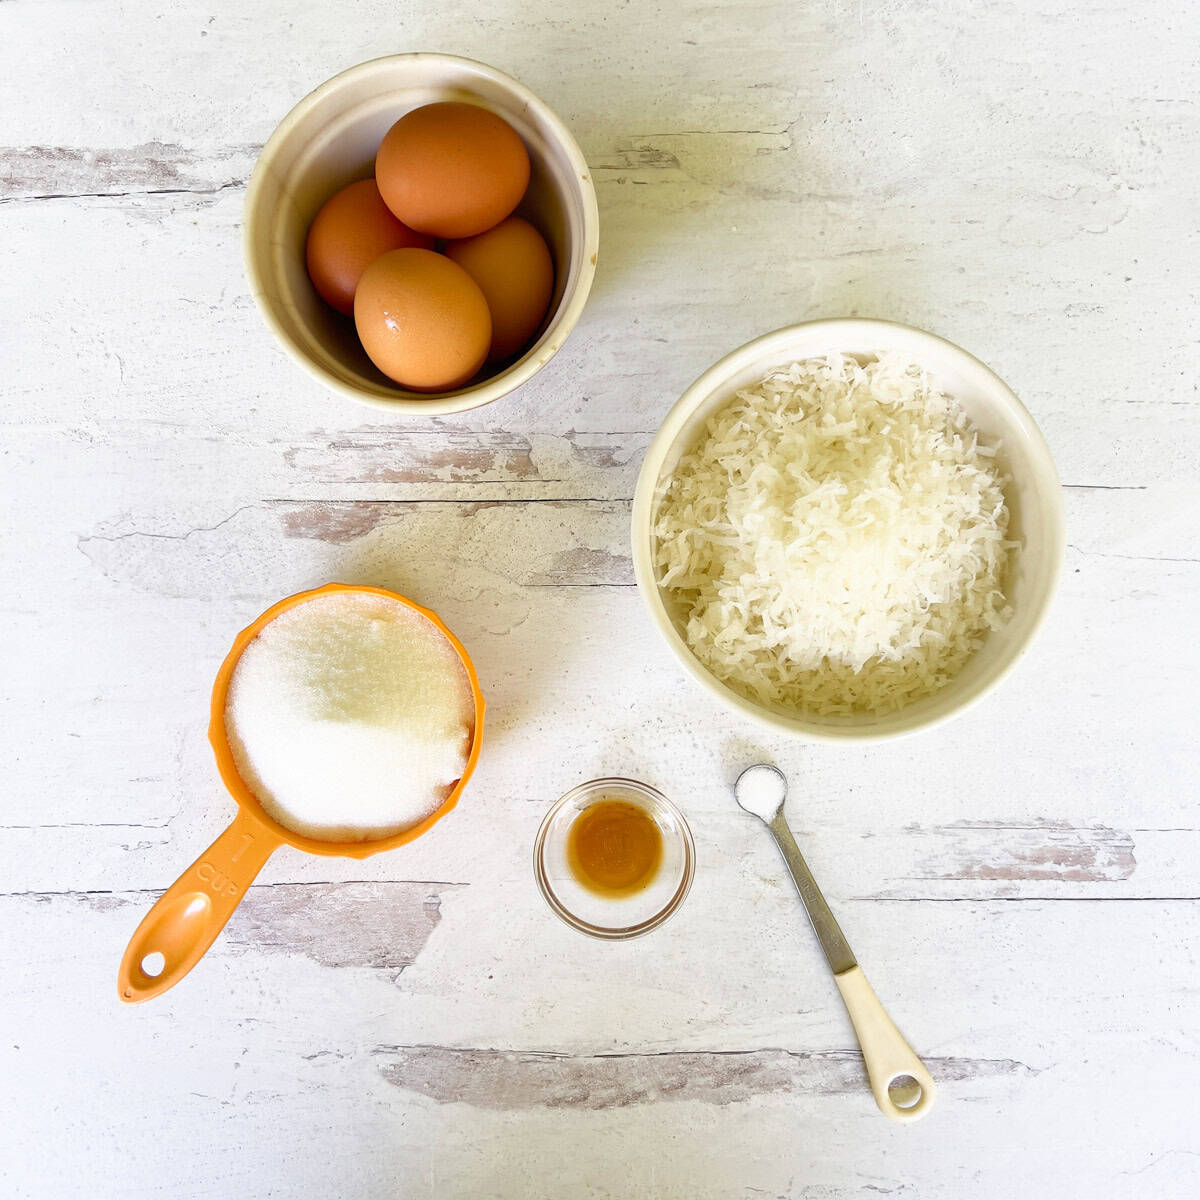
[632,319,1065,741]
[243,53,599,415]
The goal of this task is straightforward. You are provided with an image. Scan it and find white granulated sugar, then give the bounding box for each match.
[653,354,1016,717]
[225,592,475,842]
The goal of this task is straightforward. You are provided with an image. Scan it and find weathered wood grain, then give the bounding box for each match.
[0,143,257,202]
[34,880,455,971]
[374,1045,1031,1109]
[907,819,1136,884]
[222,881,455,971]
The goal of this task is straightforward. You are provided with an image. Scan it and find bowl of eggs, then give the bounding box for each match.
[243,53,599,414]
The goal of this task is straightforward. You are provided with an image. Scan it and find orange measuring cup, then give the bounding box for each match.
[117,582,485,1004]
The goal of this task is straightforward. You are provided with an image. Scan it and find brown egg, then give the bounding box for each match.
[446,217,555,361]
[375,102,530,239]
[305,179,433,315]
[354,249,491,392]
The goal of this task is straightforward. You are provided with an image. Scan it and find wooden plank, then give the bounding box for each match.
[3,891,1197,1198]
[4,179,1198,453]
[2,498,1198,899]
[10,888,1199,1063]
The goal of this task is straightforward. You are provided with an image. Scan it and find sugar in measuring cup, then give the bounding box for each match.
[117,582,484,1003]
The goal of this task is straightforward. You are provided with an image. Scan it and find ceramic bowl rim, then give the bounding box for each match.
[242,52,599,416]
[630,317,1066,742]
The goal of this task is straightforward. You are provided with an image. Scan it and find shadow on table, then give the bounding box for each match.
[575,101,939,333]
[326,508,608,756]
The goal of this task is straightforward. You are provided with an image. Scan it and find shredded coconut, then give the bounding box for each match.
[652,354,1015,716]
[225,592,475,842]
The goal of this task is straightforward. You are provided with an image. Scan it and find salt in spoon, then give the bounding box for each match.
[735,763,936,1122]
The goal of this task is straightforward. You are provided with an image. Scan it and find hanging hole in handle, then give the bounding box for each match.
[887,1074,924,1109]
[140,952,166,978]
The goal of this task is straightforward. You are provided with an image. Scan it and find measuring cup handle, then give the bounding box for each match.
[118,808,280,1004]
[834,965,937,1122]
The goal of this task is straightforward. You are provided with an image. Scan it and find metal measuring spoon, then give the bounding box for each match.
[735,764,936,1122]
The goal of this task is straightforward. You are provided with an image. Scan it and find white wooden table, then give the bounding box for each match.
[3,2,1198,1196]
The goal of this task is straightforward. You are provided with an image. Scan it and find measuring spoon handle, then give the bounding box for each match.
[835,966,938,1122]
[117,808,280,1003]
[767,813,856,974]
[766,813,936,1123]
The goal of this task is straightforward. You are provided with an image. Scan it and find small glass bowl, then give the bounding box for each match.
[533,777,696,939]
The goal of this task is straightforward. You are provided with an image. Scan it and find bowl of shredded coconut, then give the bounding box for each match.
[632,319,1064,739]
